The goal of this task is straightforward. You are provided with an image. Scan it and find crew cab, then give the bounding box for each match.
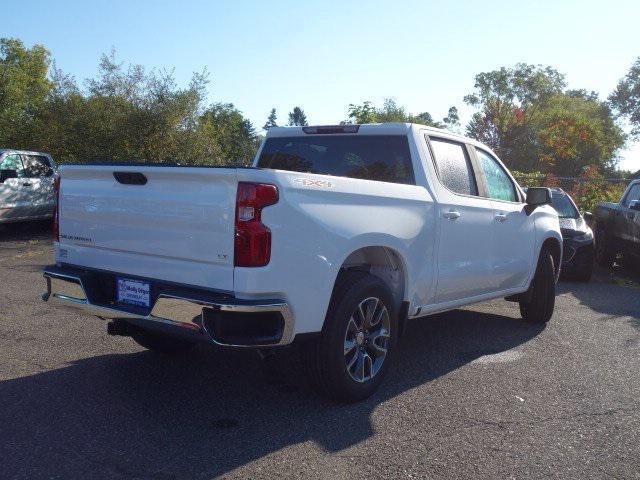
[42,124,561,402]
[0,149,56,224]
[594,179,640,267]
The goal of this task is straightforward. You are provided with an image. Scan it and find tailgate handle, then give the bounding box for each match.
[113,172,147,185]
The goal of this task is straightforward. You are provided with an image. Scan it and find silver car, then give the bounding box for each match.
[0,149,57,224]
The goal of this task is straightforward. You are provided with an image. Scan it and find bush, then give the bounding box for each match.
[512,167,626,213]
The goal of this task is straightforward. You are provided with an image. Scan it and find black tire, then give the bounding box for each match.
[595,228,615,268]
[574,263,593,282]
[519,247,556,324]
[305,270,398,403]
[131,330,196,354]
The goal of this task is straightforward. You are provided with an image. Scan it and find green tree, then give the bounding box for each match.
[0,39,259,166]
[263,108,278,130]
[0,38,52,148]
[200,103,259,166]
[287,106,308,126]
[465,63,624,175]
[465,63,566,164]
[442,106,460,131]
[535,93,624,175]
[346,98,451,127]
[609,56,640,138]
[346,100,377,123]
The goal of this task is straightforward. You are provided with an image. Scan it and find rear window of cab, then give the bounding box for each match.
[257,135,415,185]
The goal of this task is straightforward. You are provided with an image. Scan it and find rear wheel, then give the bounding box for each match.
[519,247,556,324]
[131,330,196,354]
[305,271,398,403]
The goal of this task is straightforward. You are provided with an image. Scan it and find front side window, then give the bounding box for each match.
[429,138,478,196]
[475,148,517,202]
[22,155,53,178]
[257,135,415,185]
[0,154,25,177]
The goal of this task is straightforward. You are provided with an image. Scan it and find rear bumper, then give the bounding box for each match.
[42,265,294,347]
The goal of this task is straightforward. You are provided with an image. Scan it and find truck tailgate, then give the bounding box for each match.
[57,165,237,291]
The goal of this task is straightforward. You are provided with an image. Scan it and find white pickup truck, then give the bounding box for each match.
[43,123,561,402]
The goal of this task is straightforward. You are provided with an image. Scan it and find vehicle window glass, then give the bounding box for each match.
[22,155,53,178]
[0,154,25,177]
[429,138,477,195]
[257,135,414,185]
[475,148,517,202]
[623,184,640,207]
[550,191,579,218]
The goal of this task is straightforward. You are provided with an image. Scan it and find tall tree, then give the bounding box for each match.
[287,106,308,126]
[346,98,452,128]
[263,108,278,130]
[200,103,259,166]
[0,39,260,166]
[609,56,640,139]
[465,63,624,174]
[0,38,52,148]
[442,106,460,131]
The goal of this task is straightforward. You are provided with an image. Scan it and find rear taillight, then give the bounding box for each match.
[234,182,278,267]
[53,174,61,242]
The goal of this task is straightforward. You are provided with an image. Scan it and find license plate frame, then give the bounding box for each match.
[116,277,151,308]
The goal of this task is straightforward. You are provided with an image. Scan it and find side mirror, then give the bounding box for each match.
[583,211,594,227]
[0,169,18,183]
[525,187,551,215]
[630,200,640,212]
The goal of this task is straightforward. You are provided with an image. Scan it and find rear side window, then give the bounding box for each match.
[429,137,478,196]
[257,135,415,185]
[22,155,53,178]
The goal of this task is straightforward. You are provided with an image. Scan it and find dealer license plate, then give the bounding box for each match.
[117,278,150,308]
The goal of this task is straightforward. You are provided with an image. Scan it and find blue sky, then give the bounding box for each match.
[4,0,639,171]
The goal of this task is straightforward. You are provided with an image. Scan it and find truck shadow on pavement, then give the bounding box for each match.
[0,219,51,243]
[0,309,543,479]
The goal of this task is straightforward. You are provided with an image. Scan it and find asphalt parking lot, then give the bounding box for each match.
[1,221,639,479]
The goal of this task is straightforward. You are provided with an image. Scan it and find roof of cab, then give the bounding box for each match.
[0,148,52,157]
[265,123,481,145]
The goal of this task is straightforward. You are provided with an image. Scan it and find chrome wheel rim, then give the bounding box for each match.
[343,296,390,383]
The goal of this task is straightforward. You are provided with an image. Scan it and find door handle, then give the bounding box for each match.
[443,211,461,220]
[22,183,32,187]
[495,213,507,222]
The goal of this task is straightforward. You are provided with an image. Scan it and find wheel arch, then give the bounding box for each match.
[541,236,562,281]
[335,245,409,313]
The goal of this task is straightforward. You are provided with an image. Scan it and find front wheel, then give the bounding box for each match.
[520,247,556,324]
[305,271,398,403]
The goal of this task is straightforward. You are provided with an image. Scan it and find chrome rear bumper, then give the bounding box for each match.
[42,266,294,347]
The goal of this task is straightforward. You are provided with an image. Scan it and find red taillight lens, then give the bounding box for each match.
[52,174,61,241]
[234,182,278,267]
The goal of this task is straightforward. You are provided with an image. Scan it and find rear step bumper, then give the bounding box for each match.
[42,265,294,347]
